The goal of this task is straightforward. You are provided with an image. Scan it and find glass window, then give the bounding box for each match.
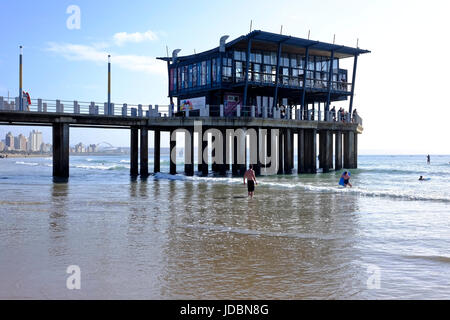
[212,59,217,83]
[253,63,261,82]
[201,61,207,86]
[192,64,197,87]
[263,52,271,65]
[281,54,289,67]
[206,60,211,85]
[308,57,314,71]
[255,52,262,63]
[264,65,271,82]
[188,65,193,88]
[235,61,243,81]
[270,52,277,65]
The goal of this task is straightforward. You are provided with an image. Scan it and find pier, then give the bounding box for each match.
[0,30,369,182]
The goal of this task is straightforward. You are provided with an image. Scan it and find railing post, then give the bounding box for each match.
[263,104,268,118]
[251,105,255,118]
[131,107,137,117]
[219,104,223,117]
[237,104,241,117]
[104,103,108,115]
[43,102,47,112]
[73,101,79,114]
[147,105,152,117]
[318,110,322,121]
[0,96,4,110]
[169,103,173,117]
[138,104,143,117]
[37,99,42,112]
[15,97,20,111]
[89,102,95,115]
[110,103,114,116]
[122,103,127,117]
[155,105,159,117]
[56,100,61,113]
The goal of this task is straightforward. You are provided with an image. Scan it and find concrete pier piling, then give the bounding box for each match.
[170,130,177,175]
[184,128,194,176]
[344,131,356,169]
[140,127,149,178]
[277,129,284,175]
[319,130,333,173]
[335,131,343,171]
[154,129,161,173]
[297,129,305,173]
[304,129,317,173]
[52,123,70,183]
[130,127,139,176]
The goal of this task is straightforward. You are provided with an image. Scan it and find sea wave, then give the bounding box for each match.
[15,161,39,166]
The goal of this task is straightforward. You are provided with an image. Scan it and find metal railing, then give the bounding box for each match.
[0,96,170,118]
[0,96,361,125]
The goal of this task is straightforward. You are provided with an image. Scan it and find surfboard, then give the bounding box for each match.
[339,172,350,186]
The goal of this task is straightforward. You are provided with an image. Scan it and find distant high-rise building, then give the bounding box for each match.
[40,142,52,153]
[16,134,27,151]
[5,132,14,149]
[74,142,85,153]
[28,130,43,152]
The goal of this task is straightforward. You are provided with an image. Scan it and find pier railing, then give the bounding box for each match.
[0,96,360,124]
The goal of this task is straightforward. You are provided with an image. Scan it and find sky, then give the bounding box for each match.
[0,0,449,154]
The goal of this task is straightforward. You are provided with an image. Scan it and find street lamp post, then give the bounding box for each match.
[108,55,111,115]
[19,46,23,111]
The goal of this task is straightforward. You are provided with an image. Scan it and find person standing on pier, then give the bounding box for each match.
[243,164,257,199]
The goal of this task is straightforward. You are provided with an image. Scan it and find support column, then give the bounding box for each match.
[232,136,239,175]
[140,127,149,177]
[255,128,261,176]
[239,133,247,175]
[130,127,139,176]
[319,130,332,173]
[198,129,208,175]
[284,128,293,174]
[52,123,70,182]
[278,129,284,174]
[344,131,356,169]
[297,129,305,173]
[335,131,343,171]
[170,129,177,175]
[304,129,317,173]
[220,128,228,175]
[211,133,219,173]
[154,129,160,173]
[184,127,194,176]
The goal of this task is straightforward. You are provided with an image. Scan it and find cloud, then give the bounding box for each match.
[113,30,158,46]
[46,42,166,75]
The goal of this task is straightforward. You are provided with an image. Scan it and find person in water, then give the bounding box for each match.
[243,164,257,199]
[342,171,352,187]
[419,176,426,181]
[427,155,430,164]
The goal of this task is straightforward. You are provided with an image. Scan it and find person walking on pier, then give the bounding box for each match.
[244,164,257,199]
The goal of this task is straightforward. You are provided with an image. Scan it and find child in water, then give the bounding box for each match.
[342,171,352,187]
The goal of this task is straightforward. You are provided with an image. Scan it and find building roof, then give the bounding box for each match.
[157,30,370,63]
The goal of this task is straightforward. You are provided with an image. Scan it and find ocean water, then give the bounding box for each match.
[0,154,449,299]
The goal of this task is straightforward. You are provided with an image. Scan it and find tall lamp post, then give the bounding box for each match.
[108,55,111,115]
[19,46,23,111]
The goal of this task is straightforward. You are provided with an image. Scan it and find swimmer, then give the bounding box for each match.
[342,171,352,187]
[419,176,426,181]
[243,164,257,199]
